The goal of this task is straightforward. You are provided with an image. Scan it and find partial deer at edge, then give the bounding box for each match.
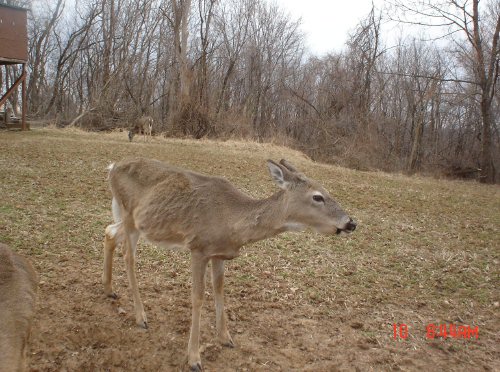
[0,243,38,372]
[102,158,356,371]
[128,116,153,142]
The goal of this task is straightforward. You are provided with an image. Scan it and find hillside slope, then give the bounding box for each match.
[0,128,498,371]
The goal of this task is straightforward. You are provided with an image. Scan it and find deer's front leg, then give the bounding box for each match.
[188,252,209,372]
[211,258,234,347]
[123,230,148,329]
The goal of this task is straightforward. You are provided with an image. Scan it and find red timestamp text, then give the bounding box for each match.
[426,323,479,339]
[393,323,479,340]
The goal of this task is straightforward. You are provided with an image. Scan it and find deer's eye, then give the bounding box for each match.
[312,194,324,203]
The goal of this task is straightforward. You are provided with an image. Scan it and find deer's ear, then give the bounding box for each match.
[279,159,299,173]
[267,160,294,190]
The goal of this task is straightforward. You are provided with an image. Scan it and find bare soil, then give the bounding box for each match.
[0,128,498,371]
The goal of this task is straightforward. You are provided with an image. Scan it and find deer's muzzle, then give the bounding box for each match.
[336,218,357,234]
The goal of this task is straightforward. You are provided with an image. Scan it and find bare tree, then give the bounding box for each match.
[18,0,499,182]
[162,0,192,134]
[391,0,500,182]
[45,3,101,117]
[27,0,64,115]
[346,6,383,124]
[213,0,251,119]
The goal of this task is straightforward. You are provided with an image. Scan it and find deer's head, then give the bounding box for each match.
[267,159,356,235]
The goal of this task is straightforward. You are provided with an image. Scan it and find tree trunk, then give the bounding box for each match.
[472,0,497,183]
[479,97,495,183]
[179,0,191,104]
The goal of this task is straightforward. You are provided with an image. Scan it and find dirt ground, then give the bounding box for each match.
[0,128,498,371]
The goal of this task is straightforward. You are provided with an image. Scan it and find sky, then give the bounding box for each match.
[270,0,386,56]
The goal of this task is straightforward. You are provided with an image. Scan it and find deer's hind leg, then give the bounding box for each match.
[103,198,124,298]
[103,222,123,298]
[211,258,233,347]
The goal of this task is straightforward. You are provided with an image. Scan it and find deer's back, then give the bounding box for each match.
[110,158,193,209]
[136,116,153,128]
[109,158,254,250]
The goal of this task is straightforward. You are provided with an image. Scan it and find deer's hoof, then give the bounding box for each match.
[136,318,148,329]
[190,362,202,372]
[106,292,118,299]
[136,311,148,329]
[222,338,234,348]
[219,332,234,348]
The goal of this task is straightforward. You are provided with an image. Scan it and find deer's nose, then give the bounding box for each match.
[345,218,357,232]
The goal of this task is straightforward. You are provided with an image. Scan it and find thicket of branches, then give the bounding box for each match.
[1,0,499,182]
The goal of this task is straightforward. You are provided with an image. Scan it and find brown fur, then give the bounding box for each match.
[128,116,153,142]
[3,106,13,124]
[102,158,356,371]
[0,243,38,372]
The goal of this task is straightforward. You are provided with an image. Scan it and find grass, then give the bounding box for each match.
[0,127,499,371]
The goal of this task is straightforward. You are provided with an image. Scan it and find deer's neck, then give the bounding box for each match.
[233,190,291,246]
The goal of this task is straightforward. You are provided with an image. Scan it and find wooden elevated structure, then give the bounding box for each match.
[0,3,28,130]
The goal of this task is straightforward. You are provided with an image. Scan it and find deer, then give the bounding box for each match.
[0,243,38,372]
[128,116,153,142]
[3,106,13,125]
[102,158,356,371]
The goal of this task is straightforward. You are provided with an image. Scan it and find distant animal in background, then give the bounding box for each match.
[0,243,38,372]
[128,116,153,142]
[3,106,13,125]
